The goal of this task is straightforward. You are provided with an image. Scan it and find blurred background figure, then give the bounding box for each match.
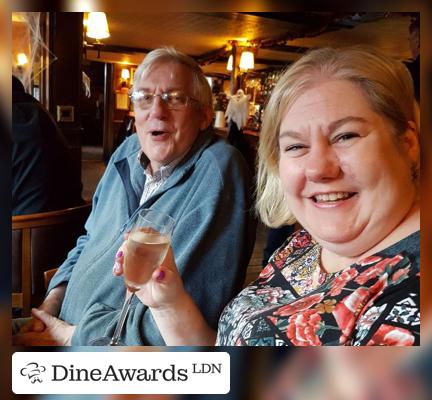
[405,16,420,101]
[225,89,250,148]
[262,345,431,400]
[12,75,84,215]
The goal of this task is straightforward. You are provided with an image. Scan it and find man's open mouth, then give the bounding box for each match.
[151,130,166,136]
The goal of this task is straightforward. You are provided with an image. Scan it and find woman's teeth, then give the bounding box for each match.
[314,192,354,202]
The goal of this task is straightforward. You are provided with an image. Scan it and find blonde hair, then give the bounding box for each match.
[256,46,418,227]
[133,47,213,110]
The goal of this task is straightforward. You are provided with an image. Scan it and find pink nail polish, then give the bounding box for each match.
[116,250,123,258]
[156,270,165,281]
[113,262,120,273]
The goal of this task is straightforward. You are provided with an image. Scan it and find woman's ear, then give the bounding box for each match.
[402,121,420,163]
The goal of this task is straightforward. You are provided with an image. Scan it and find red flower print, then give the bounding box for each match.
[329,268,359,296]
[272,247,290,268]
[273,259,285,268]
[256,287,284,304]
[286,309,322,346]
[355,255,403,285]
[367,324,415,346]
[275,293,324,316]
[358,255,382,266]
[332,302,355,343]
[333,287,370,341]
[259,264,275,279]
[343,287,370,312]
[291,232,311,249]
[391,266,410,284]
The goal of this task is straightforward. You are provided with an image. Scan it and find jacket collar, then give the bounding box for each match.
[118,127,216,211]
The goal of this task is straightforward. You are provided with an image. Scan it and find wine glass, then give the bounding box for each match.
[90,208,175,346]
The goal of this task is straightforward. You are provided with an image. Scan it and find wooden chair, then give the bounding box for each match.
[12,203,92,317]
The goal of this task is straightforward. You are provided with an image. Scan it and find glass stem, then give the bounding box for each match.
[110,291,134,346]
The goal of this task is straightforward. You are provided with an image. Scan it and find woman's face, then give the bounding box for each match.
[278,79,418,257]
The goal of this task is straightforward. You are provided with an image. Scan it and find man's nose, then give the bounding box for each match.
[304,143,341,182]
[148,95,168,119]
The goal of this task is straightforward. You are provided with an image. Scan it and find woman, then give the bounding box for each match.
[115,46,420,346]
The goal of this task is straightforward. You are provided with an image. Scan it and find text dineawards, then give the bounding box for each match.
[52,364,188,382]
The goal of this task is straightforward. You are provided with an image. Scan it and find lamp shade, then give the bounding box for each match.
[239,51,254,70]
[17,53,28,66]
[86,12,110,40]
[121,68,130,80]
[226,54,233,71]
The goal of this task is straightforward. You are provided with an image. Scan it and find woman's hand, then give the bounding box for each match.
[112,242,185,310]
[112,238,215,346]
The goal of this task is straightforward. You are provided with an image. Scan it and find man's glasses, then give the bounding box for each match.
[129,89,200,110]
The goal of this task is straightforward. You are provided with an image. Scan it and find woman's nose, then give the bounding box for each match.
[304,144,341,182]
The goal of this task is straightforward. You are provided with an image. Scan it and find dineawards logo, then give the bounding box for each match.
[12,352,230,394]
[20,362,47,383]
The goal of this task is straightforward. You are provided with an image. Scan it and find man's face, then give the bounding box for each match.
[134,61,211,171]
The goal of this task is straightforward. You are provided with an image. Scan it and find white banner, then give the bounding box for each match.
[12,351,230,394]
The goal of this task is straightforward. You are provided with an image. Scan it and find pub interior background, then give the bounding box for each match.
[11,10,419,305]
[10,11,431,400]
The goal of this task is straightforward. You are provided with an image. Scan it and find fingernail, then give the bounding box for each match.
[116,250,123,258]
[113,262,120,273]
[156,270,165,282]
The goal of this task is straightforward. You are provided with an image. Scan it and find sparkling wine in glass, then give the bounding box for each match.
[90,208,175,346]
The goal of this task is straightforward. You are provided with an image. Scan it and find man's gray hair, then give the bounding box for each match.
[133,47,213,110]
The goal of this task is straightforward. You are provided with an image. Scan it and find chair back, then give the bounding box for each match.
[12,203,92,316]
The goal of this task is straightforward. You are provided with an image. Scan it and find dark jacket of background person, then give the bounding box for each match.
[12,76,84,215]
[405,56,419,101]
[48,129,256,345]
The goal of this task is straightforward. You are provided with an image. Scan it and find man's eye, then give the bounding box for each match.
[334,132,359,142]
[168,92,183,102]
[141,93,153,101]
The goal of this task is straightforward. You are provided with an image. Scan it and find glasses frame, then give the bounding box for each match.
[129,89,200,110]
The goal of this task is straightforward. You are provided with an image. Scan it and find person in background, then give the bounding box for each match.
[13,47,255,346]
[12,75,84,215]
[405,17,420,101]
[111,46,420,346]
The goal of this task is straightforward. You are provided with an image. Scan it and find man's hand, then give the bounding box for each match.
[13,308,75,346]
[18,284,67,334]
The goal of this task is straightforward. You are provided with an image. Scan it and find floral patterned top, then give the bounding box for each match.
[216,230,420,346]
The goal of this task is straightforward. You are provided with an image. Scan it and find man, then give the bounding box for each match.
[13,48,255,345]
[405,17,420,101]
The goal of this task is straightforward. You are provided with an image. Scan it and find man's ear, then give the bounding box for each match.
[200,107,214,131]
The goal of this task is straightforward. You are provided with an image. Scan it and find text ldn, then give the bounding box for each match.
[192,363,222,374]
[52,364,188,382]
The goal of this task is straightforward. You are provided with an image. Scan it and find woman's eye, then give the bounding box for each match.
[283,144,306,153]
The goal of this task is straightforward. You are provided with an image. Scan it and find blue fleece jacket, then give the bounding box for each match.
[48,129,256,345]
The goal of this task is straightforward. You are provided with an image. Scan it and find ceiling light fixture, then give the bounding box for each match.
[121,68,130,80]
[239,50,254,70]
[86,12,110,41]
[226,54,233,71]
[17,53,28,66]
